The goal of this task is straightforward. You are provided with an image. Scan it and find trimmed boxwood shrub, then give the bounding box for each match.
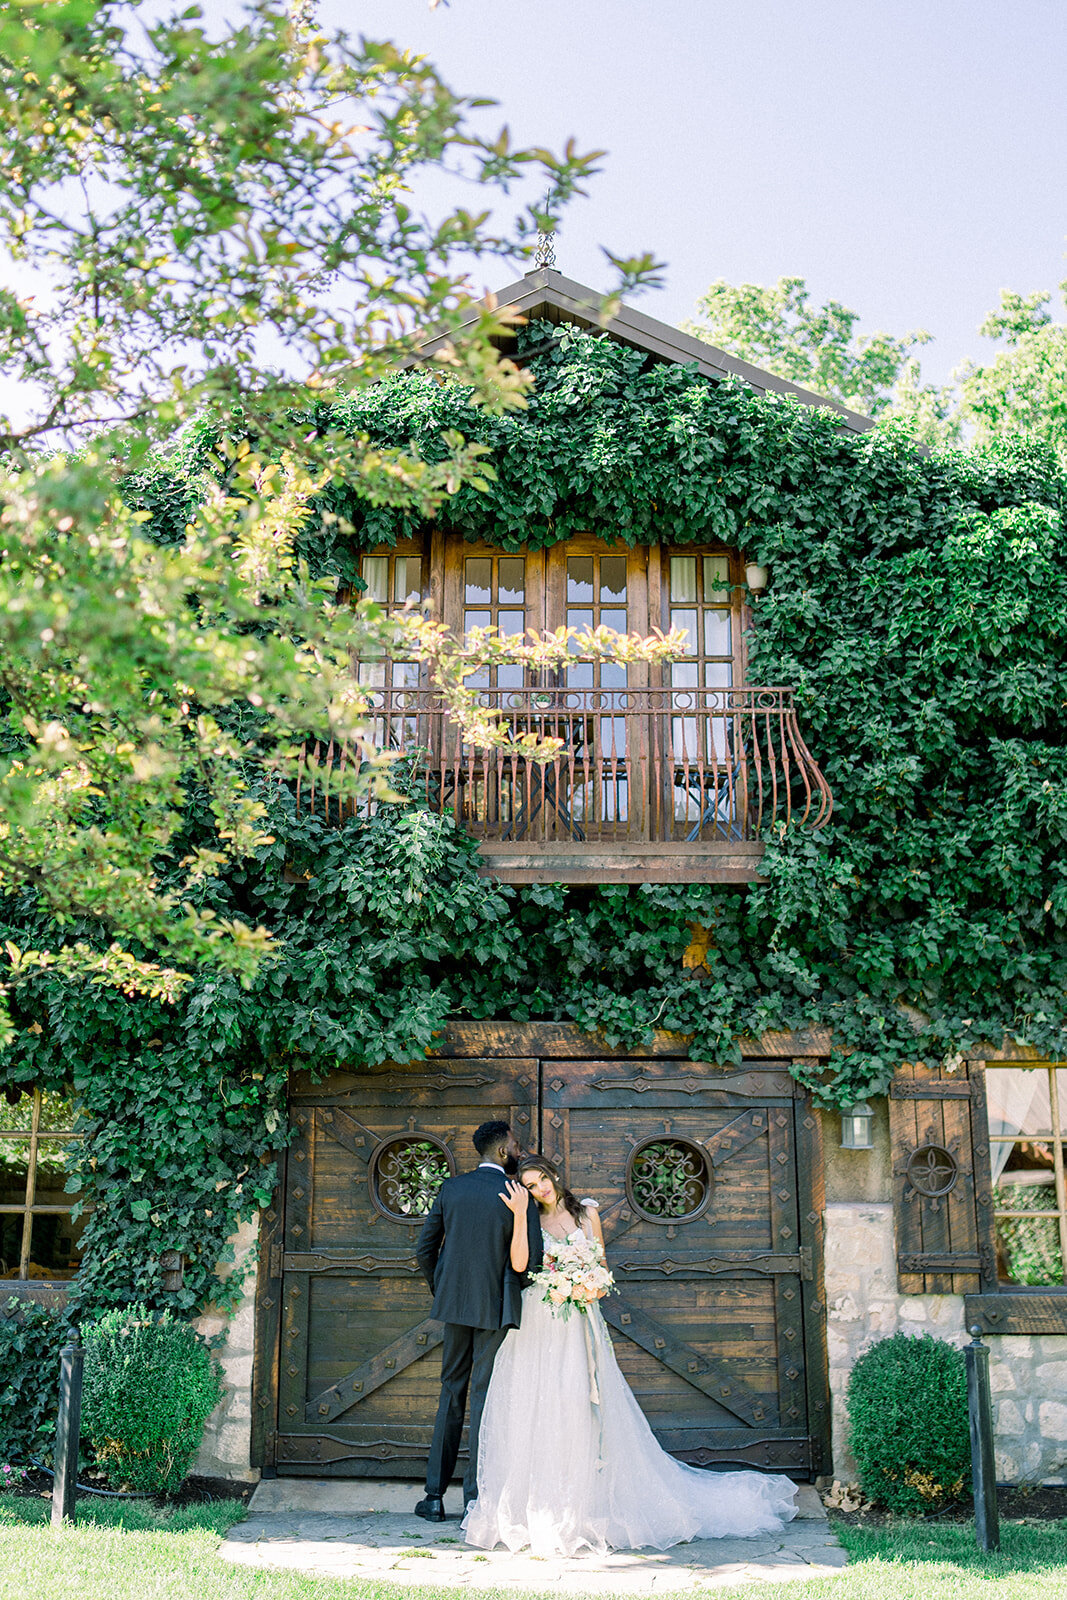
[81,1305,222,1495]
[847,1332,971,1514]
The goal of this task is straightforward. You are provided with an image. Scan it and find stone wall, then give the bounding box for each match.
[821,1106,1067,1488]
[193,1217,259,1483]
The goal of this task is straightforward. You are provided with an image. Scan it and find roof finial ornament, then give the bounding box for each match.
[534,227,556,270]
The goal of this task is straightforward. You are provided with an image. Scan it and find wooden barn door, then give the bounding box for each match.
[541,1054,825,1476]
[265,1057,537,1477]
[256,1030,828,1480]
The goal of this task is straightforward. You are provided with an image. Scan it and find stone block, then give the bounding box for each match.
[988,1363,1016,1394]
[994,1399,1025,1436]
[1039,1401,1067,1441]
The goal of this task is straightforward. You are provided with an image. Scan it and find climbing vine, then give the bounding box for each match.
[2,323,1066,1323]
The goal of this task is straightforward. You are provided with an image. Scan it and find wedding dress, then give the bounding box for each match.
[464,1217,798,1556]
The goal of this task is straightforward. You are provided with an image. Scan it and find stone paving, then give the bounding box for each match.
[219,1480,848,1591]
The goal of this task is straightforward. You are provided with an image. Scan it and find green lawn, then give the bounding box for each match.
[1,1494,1065,1600]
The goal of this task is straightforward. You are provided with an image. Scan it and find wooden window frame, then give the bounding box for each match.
[655,545,749,692]
[965,1060,1067,1336]
[0,1087,83,1296]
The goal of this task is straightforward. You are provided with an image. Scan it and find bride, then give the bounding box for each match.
[463,1155,798,1557]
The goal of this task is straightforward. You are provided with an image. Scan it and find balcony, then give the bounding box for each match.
[293,685,832,884]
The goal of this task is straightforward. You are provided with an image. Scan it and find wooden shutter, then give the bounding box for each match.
[889,1062,997,1294]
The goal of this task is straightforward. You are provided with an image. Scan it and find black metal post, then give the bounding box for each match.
[51,1338,84,1529]
[965,1324,1000,1552]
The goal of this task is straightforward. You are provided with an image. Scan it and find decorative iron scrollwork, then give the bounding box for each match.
[906,1143,959,1197]
[371,1136,454,1221]
[626,1138,712,1223]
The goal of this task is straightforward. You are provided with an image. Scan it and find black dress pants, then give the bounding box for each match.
[425,1323,508,1502]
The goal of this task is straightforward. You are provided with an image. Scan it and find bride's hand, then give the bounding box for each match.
[499,1179,530,1217]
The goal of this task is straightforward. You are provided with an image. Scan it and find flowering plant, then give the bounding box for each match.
[530,1234,614,1321]
[0,1464,27,1492]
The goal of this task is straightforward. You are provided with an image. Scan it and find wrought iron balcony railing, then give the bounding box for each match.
[290,686,831,876]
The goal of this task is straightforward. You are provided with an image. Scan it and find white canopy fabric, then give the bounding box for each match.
[984,1066,1063,1183]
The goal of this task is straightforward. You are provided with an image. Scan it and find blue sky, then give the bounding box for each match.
[322,0,1067,385]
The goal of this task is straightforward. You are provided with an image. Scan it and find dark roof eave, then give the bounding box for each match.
[413,267,877,435]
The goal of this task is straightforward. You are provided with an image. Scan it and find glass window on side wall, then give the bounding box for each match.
[986,1064,1067,1287]
[663,550,740,834]
[0,1087,85,1284]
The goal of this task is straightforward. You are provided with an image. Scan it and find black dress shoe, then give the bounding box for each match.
[414,1495,447,1522]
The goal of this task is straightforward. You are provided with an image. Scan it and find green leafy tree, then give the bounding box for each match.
[683,274,946,422]
[959,285,1067,460]
[686,272,1067,457]
[0,0,666,1038]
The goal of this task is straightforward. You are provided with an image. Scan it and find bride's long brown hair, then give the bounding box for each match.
[519,1155,586,1226]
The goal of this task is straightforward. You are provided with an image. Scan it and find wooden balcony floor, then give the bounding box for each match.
[476,840,768,885]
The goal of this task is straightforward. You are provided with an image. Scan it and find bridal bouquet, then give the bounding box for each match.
[530,1235,615,1321]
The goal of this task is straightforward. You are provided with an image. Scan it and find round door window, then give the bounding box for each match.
[371,1136,454,1221]
[626,1137,712,1222]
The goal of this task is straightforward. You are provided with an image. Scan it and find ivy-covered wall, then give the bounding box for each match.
[2,323,1066,1329]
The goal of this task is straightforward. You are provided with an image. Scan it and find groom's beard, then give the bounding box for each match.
[503,1153,520,1176]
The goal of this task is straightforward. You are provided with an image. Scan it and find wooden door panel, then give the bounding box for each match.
[268,1053,824,1480]
[542,1056,810,1475]
[276,1061,537,1476]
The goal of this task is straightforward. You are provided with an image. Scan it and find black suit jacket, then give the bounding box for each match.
[416,1166,544,1330]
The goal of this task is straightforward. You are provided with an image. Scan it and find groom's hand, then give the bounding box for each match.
[499,1179,530,1217]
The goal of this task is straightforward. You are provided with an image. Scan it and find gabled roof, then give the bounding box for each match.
[417,266,876,435]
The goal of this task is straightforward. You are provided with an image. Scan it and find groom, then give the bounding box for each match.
[413,1120,543,1520]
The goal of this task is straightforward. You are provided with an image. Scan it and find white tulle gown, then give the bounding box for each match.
[464,1217,798,1556]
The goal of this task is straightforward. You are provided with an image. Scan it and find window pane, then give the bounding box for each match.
[464,558,492,605]
[497,664,524,691]
[600,661,628,690]
[671,661,699,690]
[497,558,525,604]
[994,1181,1062,1286]
[394,557,422,604]
[0,1093,33,1134]
[566,608,594,648]
[38,1092,76,1134]
[0,1214,24,1277]
[567,557,594,603]
[599,715,626,756]
[670,609,698,654]
[705,660,733,689]
[704,555,730,602]
[33,1140,76,1205]
[704,610,732,656]
[362,555,388,602]
[600,556,627,603]
[497,609,525,637]
[29,1210,87,1281]
[599,608,627,635]
[464,609,492,632]
[0,1141,29,1207]
[566,661,594,690]
[670,556,697,603]
[988,1066,1066,1287]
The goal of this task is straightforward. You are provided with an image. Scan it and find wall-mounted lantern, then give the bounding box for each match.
[745,563,769,594]
[160,1250,185,1292]
[840,1101,875,1150]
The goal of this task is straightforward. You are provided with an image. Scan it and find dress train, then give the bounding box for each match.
[464,1242,798,1556]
